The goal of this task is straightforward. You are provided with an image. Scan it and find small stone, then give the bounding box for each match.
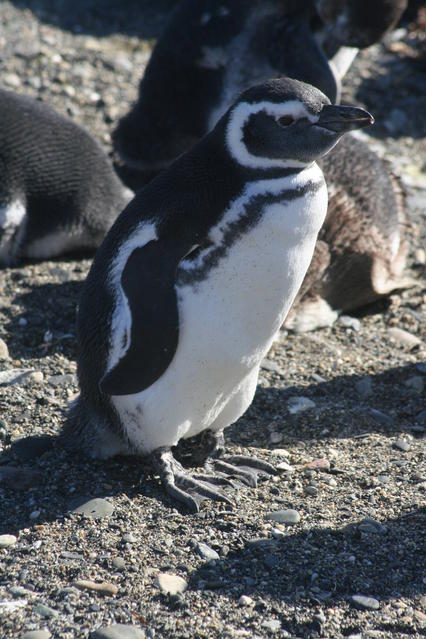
[366,408,393,426]
[262,619,281,632]
[304,458,330,472]
[4,72,21,88]
[415,248,426,265]
[196,542,219,561]
[239,595,254,606]
[355,378,373,397]
[269,431,284,444]
[19,317,28,327]
[265,509,301,524]
[71,497,114,519]
[30,510,40,520]
[270,449,290,458]
[305,485,318,496]
[73,580,118,596]
[271,527,285,540]
[351,595,380,610]
[20,631,52,639]
[276,461,293,473]
[112,557,126,571]
[34,603,58,618]
[155,573,188,595]
[378,475,391,484]
[261,359,282,373]
[9,586,33,598]
[388,327,422,349]
[0,338,9,359]
[28,371,44,384]
[0,534,17,548]
[48,373,75,386]
[394,438,410,452]
[288,396,316,414]
[339,315,361,330]
[90,625,146,639]
[358,518,387,535]
[405,376,424,394]
[122,532,136,543]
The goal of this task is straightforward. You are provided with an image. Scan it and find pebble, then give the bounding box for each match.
[90,625,146,639]
[4,72,21,88]
[304,458,330,472]
[270,449,290,458]
[238,595,254,607]
[350,595,380,610]
[276,461,293,473]
[366,408,393,426]
[73,580,118,596]
[0,337,9,359]
[305,485,318,496]
[269,431,284,444]
[30,510,40,520]
[34,603,58,618]
[28,371,44,384]
[155,573,188,595]
[20,631,52,639]
[355,377,373,397]
[112,557,126,571]
[405,376,424,394]
[261,359,283,373]
[388,327,422,349]
[394,438,411,452]
[0,369,34,386]
[122,532,136,543]
[10,586,33,598]
[358,517,387,535]
[265,509,301,524]
[339,315,361,330]
[0,534,17,548]
[47,373,75,386]
[262,619,281,632]
[71,497,114,519]
[196,542,220,561]
[271,527,285,540]
[287,396,316,414]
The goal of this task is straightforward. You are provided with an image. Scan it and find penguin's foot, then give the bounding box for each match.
[152,447,233,513]
[207,455,278,488]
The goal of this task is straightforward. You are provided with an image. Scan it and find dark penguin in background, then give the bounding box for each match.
[0,89,133,266]
[64,78,373,511]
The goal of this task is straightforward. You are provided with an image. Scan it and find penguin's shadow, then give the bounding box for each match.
[9,0,174,38]
[3,279,83,361]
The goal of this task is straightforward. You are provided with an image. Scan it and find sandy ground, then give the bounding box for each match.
[0,2,425,638]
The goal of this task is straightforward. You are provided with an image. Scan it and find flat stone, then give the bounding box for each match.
[20,631,52,639]
[0,337,9,359]
[196,542,219,561]
[265,509,301,524]
[238,595,254,606]
[0,369,33,386]
[388,327,422,349]
[90,625,146,639]
[351,595,380,610]
[270,448,290,458]
[0,534,17,548]
[276,461,293,473]
[394,438,410,452]
[287,396,316,414]
[261,359,282,373]
[304,458,330,472]
[10,435,53,462]
[262,619,281,632]
[73,580,118,596]
[71,497,114,519]
[34,603,58,618]
[339,315,361,330]
[47,373,75,386]
[155,573,188,595]
[9,586,33,598]
[112,557,126,571]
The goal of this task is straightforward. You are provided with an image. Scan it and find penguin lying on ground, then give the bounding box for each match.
[63,78,373,511]
[0,89,132,266]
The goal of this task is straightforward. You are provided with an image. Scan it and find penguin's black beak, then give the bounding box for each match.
[315,105,374,133]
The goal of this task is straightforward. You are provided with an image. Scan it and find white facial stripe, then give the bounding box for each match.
[107,222,158,373]
[0,200,26,229]
[226,100,319,170]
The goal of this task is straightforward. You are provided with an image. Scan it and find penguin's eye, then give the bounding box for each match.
[277,115,294,127]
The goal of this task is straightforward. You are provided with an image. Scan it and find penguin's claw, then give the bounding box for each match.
[207,455,277,488]
[152,447,233,513]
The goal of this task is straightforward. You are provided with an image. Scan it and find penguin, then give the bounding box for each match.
[0,88,133,266]
[63,78,373,512]
[284,133,410,331]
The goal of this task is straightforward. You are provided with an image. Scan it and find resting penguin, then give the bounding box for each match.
[0,89,133,266]
[63,78,373,511]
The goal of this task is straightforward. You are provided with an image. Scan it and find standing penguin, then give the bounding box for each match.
[64,78,373,511]
[0,89,132,266]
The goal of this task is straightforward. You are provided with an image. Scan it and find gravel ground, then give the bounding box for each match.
[0,2,425,638]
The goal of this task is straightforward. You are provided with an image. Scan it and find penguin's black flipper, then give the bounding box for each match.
[100,238,187,396]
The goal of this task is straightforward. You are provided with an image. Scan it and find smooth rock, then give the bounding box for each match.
[122,533,136,544]
[196,542,219,561]
[20,631,51,639]
[73,580,118,596]
[155,573,188,595]
[71,497,114,519]
[0,369,33,386]
[388,327,422,349]
[239,595,254,606]
[287,396,316,414]
[112,557,126,571]
[90,625,146,639]
[262,619,281,632]
[366,408,393,426]
[270,449,290,458]
[0,338,9,359]
[48,373,75,386]
[0,534,17,548]
[261,359,282,373]
[304,458,330,472]
[271,527,285,540]
[276,461,293,473]
[351,595,380,610]
[358,518,387,535]
[339,315,361,331]
[269,431,284,444]
[28,371,44,384]
[394,438,410,452]
[34,603,58,618]
[4,72,21,88]
[10,586,33,598]
[305,485,319,496]
[265,509,301,524]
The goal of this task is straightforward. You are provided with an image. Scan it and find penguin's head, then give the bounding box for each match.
[225,77,373,170]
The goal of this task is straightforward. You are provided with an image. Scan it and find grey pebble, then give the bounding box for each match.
[287,396,316,414]
[262,619,281,632]
[90,625,146,639]
[350,594,380,610]
[394,438,410,452]
[112,557,126,571]
[196,542,220,561]
[339,315,361,330]
[378,475,391,484]
[122,533,136,543]
[71,497,114,519]
[388,327,422,349]
[34,603,58,618]
[9,586,33,598]
[358,517,387,535]
[0,369,34,386]
[261,359,282,374]
[48,373,76,386]
[20,631,51,639]
[265,509,301,524]
[0,534,17,548]
[305,485,319,497]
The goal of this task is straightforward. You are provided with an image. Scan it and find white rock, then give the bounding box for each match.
[0,338,9,359]
[288,396,316,414]
[155,573,188,595]
[0,534,17,548]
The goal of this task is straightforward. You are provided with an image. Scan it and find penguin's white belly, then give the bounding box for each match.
[111,170,327,454]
